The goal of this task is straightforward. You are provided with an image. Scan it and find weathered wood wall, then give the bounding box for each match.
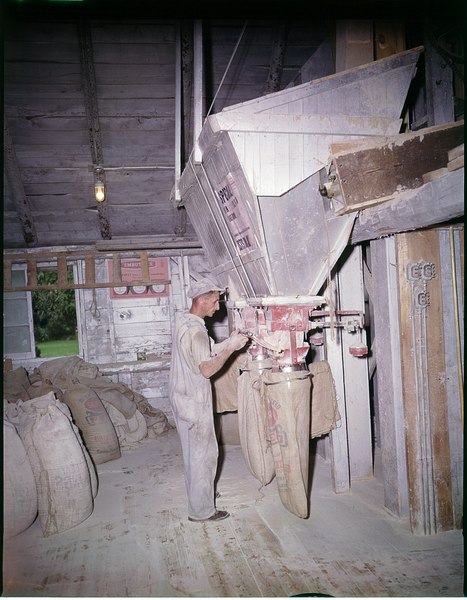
[396,227,463,533]
[74,251,228,419]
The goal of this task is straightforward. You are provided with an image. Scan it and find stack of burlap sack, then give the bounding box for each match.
[3,356,172,539]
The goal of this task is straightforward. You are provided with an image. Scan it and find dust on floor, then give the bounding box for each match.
[3,429,464,597]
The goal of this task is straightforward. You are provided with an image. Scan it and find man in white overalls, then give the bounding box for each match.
[169,276,248,522]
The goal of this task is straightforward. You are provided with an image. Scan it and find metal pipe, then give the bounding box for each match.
[193,20,203,163]
[174,22,182,202]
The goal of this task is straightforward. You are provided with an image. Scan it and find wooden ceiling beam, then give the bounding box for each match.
[78,20,112,240]
[3,116,38,247]
[350,168,464,244]
[263,21,289,95]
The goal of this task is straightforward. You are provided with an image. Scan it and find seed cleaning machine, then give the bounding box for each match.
[178,48,423,516]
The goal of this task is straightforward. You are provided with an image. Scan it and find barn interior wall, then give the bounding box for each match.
[10,251,229,422]
[4,10,464,537]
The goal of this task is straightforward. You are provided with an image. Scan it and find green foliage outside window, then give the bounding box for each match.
[32,270,77,343]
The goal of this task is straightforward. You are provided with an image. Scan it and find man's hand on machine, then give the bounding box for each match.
[227,329,249,352]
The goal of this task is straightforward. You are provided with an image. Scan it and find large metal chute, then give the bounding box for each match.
[179,47,423,303]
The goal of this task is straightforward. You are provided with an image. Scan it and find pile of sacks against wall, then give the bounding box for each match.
[3,356,172,538]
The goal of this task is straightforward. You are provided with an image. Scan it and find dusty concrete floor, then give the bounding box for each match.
[3,427,464,597]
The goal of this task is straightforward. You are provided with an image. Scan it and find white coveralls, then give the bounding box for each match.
[169,312,218,520]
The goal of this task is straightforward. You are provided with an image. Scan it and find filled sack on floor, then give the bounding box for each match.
[63,383,121,464]
[3,416,38,539]
[3,367,31,403]
[101,400,148,448]
[17,392,97,537]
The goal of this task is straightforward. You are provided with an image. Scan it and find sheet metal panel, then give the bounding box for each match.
[180,141,274,298]
[259,173,355,295]
[203,114,402,197]
[221,47,423,118]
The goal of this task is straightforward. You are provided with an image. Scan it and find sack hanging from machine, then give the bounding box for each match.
[237,359,275,486]
[262,369,312,519]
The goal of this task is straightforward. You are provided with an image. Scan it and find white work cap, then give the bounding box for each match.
[187,276,224,299]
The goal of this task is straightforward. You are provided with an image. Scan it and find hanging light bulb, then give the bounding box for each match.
[94,167,105,202]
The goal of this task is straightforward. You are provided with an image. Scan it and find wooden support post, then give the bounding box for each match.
[112,255,122,282]
[263,22,288,95]
[78,21,112,240]
[337,245,373,481]
[57,254,68,287]
[139,251,150,282]
[327,324,351,494]
[396,229,454,534]
[27,257,37,288]
[4,259,12,290]
[438,226,464,529]
[324,274,350,493]
[370,236,409,517]
[425,30,455,126]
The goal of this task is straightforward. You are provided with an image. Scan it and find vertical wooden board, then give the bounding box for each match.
[57,254,68,286]
[338,245,373,480]
[374,22,406,59]
[438,227,464,529]
[85,255,95,285]
[335,21,374,72]
[460,229,464,297]
[370,237,409,517]
[396,230,453,533]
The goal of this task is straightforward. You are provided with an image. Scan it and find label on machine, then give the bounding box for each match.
[215,173,258,255]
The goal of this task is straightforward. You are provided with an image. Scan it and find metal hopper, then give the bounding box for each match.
[179,47,423,302]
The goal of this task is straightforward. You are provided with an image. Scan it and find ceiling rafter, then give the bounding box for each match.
[3,116,38,247]
[77,20,112,240]
[263,21,289,95]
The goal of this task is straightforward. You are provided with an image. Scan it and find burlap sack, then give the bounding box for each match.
[101,401,148,448]
[263,370,311,518]
[3,418,38,538]
[309,360,341,438]
[63,384,121,464]
[17,393,95,536]
[26,380,64,402]
[3,367,31,402]
[34,356,99,389]
[212,352,247,413]
[79,377,136,418]
[238,361,275,486]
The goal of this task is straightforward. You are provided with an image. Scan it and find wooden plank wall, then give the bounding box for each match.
[75,251,228,419]
[396,228,459,534]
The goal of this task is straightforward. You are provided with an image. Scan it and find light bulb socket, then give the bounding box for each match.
[94,167,106,202]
